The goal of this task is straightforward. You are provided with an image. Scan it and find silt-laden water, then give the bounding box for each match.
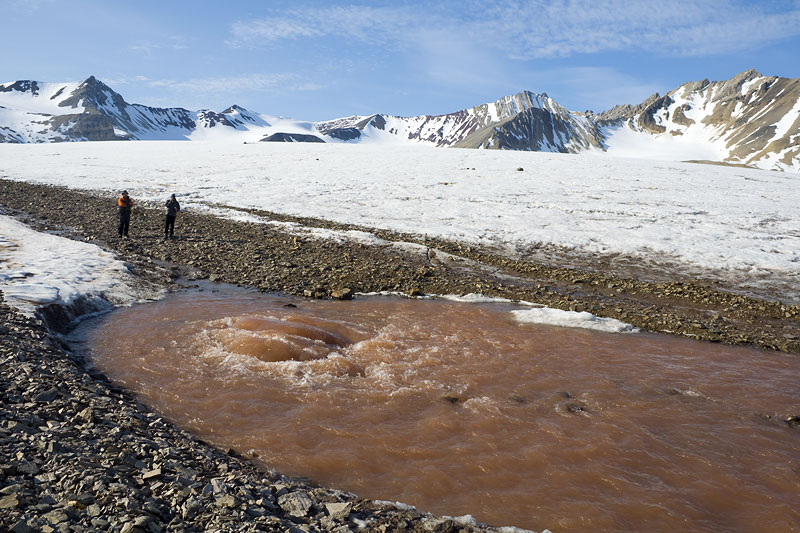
[77,287,800,531]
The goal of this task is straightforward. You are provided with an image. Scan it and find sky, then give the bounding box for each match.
[3,0,800,121]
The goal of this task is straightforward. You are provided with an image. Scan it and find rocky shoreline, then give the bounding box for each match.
[1,178,797,352]
[1,177,799,532]
[0,293,509,532]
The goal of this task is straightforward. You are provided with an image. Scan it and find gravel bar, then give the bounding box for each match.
[2,176,799,532]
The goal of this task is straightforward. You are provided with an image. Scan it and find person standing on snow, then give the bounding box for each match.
[164,193,181,240]
[117,190,133,238]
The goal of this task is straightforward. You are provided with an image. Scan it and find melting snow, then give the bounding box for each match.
[0,214,144,315]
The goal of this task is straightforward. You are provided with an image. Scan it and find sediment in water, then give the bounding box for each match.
[0,292,512,532]
[0,176,798,531]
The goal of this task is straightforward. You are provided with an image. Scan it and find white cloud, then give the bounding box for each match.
[228,1,800,59]
[228,5,418,48]
[147,73,300,93]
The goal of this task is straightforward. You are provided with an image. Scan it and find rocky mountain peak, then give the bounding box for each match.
[57,75,127,111]
[0,80,41,95]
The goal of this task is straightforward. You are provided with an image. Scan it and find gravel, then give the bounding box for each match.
[1,176,799,531]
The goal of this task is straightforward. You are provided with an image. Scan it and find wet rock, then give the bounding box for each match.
[785,415,800,428]
[507,393,526,403]
[331,287,353,300]
[565,402,587,414]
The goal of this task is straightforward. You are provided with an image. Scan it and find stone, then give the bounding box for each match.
[34,388,59,402]
[210,478,228,494]
[181,497,202,519]
[565,402,586,414]
[42,509,69,525]
[10,520,35,533]
[142,467,162,480]
[0,483,22,495]
[507,393,525,403]
[215,493,238,508]
[0,494,20,509]
[278,491,314,517]
[331,288,353,300]
[133,515,152,527]
[15,459,40,476]
[325,501,353,520]
[7,421,38,435]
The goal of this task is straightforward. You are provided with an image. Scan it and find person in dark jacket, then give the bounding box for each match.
[164,193,181,240]
[117,190,133,238]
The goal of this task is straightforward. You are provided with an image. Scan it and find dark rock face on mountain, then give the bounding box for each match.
[260,132,325,143]
[451,106,603,152]
[0,80,41,95]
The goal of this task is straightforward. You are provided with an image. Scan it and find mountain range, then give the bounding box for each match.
[1,70,798,172]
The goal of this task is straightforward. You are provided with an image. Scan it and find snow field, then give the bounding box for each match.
[0,215,143,315]
[0,141,797,301]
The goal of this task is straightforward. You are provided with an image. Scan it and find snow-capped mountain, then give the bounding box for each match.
[0,76,288,142]
[1,71,798,171]
[315,91,603,152]
[596,69,800,171]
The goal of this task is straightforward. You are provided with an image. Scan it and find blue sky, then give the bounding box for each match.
[4,0,800,121]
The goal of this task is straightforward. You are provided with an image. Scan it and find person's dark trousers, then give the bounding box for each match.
[165,215,176,237]
[118,212,130,237]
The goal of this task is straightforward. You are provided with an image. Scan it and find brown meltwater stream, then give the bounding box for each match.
[75,287,800,532]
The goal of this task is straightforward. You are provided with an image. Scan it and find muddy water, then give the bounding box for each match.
[78,287,800,532]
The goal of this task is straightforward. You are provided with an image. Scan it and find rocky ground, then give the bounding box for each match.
[1,178,798,352]
[1,177,799,532]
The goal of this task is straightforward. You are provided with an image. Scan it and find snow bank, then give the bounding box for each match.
[0,215,143,317]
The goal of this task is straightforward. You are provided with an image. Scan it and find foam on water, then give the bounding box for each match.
[511,307,638,333]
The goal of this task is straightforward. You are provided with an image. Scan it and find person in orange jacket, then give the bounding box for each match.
[117,190,133,238]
